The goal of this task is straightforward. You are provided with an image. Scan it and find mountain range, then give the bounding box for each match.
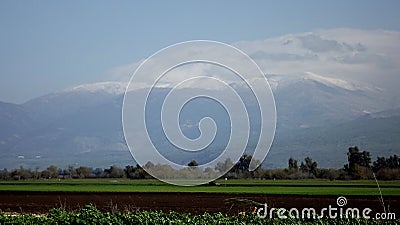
[1,73,399,170]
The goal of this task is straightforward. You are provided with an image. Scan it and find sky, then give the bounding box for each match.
[1,1,400,103]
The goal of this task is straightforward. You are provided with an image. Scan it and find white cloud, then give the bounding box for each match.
[102,60,144,82]
[104,28,400,94]
[233,28,400,95]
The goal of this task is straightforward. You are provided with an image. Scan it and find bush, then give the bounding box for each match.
[376,168,400,180]
[1,205,398,224]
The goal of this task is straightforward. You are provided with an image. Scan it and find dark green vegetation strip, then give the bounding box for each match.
[0,205,398,225]
[0,179,399,195]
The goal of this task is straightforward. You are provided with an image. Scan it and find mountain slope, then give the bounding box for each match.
[0,75,397,169]
[22,82,127,122]
[267,110,400,168]
[268,73,390,130]
[7,96,130,169]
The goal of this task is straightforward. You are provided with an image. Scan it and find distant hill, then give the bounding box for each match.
[267,109,400,168]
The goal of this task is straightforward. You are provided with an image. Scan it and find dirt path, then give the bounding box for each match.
[0,191,399,215]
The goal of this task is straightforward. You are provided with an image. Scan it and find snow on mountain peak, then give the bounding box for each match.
[59,73,380,98]
[63,82,128,95]
[304,72,380,92]
[266,72,382,94]
[304,72,360,91]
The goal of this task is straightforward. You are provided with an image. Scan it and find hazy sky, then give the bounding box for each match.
[1,1,400,103]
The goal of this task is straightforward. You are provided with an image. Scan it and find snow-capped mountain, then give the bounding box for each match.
[303,72,381,92]
[22,82,127,123]
[267,73,391,129]
[268,72,381,93]
[63,81,128,95]
[0,74,398,169]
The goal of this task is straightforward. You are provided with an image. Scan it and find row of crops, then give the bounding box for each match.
[0,205,397,224]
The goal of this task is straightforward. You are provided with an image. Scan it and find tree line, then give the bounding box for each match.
[226,146,399,180]
[1,146,399,181]
[0,164,152,180]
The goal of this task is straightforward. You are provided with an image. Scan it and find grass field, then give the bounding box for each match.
[0,179,399,195]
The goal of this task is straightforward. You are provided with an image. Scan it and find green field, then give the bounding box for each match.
[2,204,397,225]
[0,179,399,195]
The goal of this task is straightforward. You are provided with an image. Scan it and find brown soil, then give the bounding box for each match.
[0,191,399,215]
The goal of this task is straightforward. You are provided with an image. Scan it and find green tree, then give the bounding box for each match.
[386,155,400,168]
[215,158,234,173]
[68,165,77,178]
[132,165,149,179]
[300,156,317,177]
[12,166,33,180]
[229,155,254,178]
[235,155,252,172]
[288,157,298,171]
[0,168,10,180]
[123,165,148,179]
[104,165,124,178]
[41,169,50,179]
[76,166,92,178]
[373,156,387,172]
[47,165,59,179]
[124,165,136,179]
[344,146,372,179]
